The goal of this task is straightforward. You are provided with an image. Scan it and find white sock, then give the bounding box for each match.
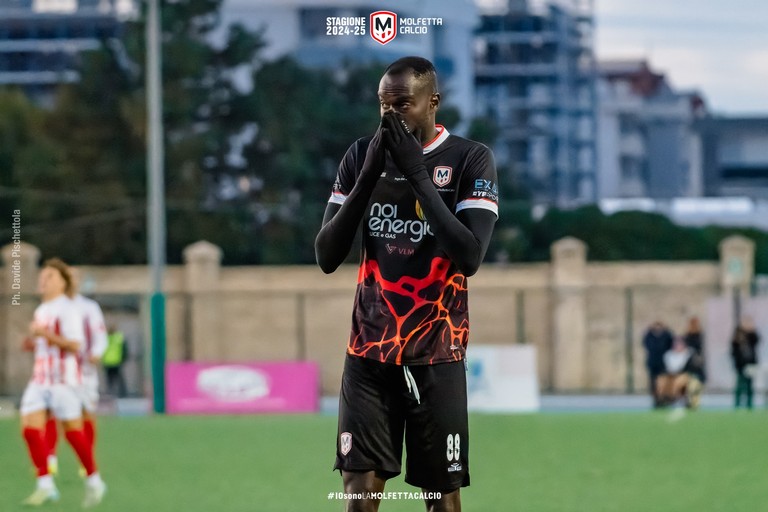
[47,455,57,466]
[37,475,54,490]
[86,473,103,487]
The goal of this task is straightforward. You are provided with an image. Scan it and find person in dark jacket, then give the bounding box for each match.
[731,316,760,410]
[683,316,706,409]
[643,321,674,408]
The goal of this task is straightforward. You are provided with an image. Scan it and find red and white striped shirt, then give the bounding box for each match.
[31,295,85,387]
[74,294,108,388]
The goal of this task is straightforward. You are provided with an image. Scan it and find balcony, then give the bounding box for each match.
[478,31,559,45]
[528,85,552,107]
[476,62,558,77]
[0,38,101,53]
[0,69,79,84]
[619,133,644,157]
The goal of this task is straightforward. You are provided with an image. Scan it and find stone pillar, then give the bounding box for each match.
[550,237,588,391]
[718,235,754,297]
[183,241,222,361]
[1,242,40,395]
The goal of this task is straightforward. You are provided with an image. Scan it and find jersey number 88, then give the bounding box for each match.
[446,433,461,462]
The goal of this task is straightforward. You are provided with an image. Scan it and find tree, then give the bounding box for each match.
[14,0,268,264]
[122,0,268,264]
[0,88,47,221]
[25,44,146,264]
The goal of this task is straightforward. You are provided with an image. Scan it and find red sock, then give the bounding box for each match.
[45,418,58,458]
[23,427,49,477]
[65,429,97,476]
[84,418,96,451]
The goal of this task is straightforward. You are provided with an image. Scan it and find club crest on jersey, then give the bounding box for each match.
[433,166,452,187]
[340,432,352,455]
[370,11,397,45]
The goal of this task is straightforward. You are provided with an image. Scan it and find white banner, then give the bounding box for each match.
[466,345,540,413]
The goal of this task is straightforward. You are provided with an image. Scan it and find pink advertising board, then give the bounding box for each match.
[166,361,319,414]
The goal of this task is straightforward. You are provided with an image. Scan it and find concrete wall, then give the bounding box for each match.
[0,236,755,397]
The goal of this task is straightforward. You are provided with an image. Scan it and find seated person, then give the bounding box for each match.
[656,337,694,407]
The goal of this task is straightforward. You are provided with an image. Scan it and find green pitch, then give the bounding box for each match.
[1,410,765,511]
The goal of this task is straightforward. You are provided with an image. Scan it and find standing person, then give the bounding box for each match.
[19,258,106,507]
[731,316,760,410]
[46,268,109,477]
[642,321,674,408]
[103,326,128,398]
[74,280,109,469]
[44,267,110,478]
[315,56,498,512]
[682,316,706,409]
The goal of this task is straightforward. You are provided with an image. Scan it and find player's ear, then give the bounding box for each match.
[430,92,440,112]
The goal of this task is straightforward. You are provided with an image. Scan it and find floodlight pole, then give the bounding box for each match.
[146,0,167,414]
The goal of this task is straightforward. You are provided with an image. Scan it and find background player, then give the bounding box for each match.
[45,267,109,478]
[315,56,498,511]
[19,258,106,507]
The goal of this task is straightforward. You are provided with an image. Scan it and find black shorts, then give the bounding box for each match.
[334,353,469,491]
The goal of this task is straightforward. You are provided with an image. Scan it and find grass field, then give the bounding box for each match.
[1,410,766,511]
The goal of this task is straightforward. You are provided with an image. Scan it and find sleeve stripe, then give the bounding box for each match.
[456,198,498,216]
[329,192,347,205]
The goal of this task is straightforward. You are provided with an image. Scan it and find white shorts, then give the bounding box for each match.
[20,383,83,421]
[77,380,100,414]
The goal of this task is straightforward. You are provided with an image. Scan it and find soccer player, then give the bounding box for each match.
[19,258,107,507]
[315,57,498,512]
[46,267,109,477]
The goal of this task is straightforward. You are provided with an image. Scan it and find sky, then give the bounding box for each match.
[594,0,768,115]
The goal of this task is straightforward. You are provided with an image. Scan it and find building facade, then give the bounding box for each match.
[474,0,598,205]
[0,0,136,103]
[697,116,768,200]
[596,59,706,200]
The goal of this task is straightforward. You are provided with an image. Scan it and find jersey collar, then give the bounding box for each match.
[422,125,449,155]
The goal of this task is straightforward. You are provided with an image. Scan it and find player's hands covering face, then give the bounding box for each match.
[361,120,387,179]
[381,112,425,178]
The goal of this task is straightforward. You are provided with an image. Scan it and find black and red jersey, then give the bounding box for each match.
[328,126,498,365]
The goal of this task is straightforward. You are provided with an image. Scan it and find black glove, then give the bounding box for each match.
[381,112,427,179]
[360,121,386,182]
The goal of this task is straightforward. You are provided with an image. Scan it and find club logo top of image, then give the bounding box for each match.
[370,11,397,45]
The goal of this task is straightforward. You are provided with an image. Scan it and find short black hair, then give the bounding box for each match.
[384,56,438,94]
